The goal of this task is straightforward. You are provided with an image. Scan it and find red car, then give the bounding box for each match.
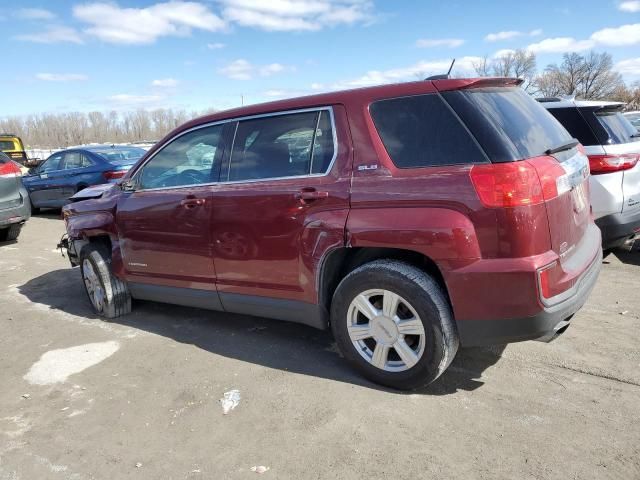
[61,78,602,389]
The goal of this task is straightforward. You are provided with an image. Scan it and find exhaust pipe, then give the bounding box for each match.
[536,320,571,343]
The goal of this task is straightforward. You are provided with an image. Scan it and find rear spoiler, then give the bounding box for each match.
[432,77,523,92]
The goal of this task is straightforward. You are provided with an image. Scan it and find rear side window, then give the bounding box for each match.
[594,111,638,144]
[227,109,335,182]
[370,94,486,168]
[546,107,599,146]
[443,88,573,162]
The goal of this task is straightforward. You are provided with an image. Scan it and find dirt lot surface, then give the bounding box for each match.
[1,214,639,480]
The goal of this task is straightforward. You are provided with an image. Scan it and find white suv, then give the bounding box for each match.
[539,98,640,250]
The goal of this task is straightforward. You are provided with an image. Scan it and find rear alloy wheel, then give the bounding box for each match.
[80,244,131,319]
[331,260,458,390]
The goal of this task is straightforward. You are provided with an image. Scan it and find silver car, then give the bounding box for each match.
[539,98,640,250]
[0,152,31,242]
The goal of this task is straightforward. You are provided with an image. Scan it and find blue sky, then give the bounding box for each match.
[2,0,640,116]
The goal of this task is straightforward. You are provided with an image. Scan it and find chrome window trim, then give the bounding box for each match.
[131,106,338,193]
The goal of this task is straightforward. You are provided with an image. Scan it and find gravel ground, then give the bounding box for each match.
[1,214,639,480]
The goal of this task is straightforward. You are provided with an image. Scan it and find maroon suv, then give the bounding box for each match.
[62,78,602,389]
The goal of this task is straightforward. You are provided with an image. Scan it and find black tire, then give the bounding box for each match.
[331,260,458,390]
[31,204,40,215]
[79,243,131,319]
[0,223,22,242]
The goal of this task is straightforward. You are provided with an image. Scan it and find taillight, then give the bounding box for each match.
[470,157,570,208]
[103,170,126,180]
[0,161,22,178]
[588,154,639,174]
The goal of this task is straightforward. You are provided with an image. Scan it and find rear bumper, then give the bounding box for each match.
[456,247,602,346]
[595,209,640,249]
[0,190,31,226]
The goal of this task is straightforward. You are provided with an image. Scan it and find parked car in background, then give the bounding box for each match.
[0,133,27,164]
[539,98,640,250]
[624,111,640,129]
[23,145,145,212]
[0,152,30,242]
[61,78,601,389]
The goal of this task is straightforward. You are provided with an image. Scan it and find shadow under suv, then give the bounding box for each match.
[61,78,602,389]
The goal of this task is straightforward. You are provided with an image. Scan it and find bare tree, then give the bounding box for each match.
[536,52,624,100]
[473,49,538,92]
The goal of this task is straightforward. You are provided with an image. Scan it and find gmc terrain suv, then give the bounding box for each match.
[539,98,640,249]
[62,78,602,389]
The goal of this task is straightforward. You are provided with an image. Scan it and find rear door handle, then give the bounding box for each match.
[296,189,329,203]
[180,197,206,208]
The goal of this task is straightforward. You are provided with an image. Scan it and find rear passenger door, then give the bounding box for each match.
[57,151,96,200]
[210,107,352,308]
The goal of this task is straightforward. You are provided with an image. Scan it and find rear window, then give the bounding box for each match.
[594,111,638,144]
[0,140,16,151]
[94,147,145,162]
[546,107,599,146]
[369,94,486,168]
[442,87,573,162]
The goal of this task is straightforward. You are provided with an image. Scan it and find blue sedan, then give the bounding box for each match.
[23,145,146,210]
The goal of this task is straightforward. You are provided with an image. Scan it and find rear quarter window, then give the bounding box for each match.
[369,94,486,168]
[593,111,638,144]
[442,87,573,162]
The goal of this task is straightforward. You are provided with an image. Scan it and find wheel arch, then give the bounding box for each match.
[319,247,450,317]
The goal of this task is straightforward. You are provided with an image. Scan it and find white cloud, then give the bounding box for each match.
[335,57,482,89]
[218,0,375,32]
[36,73,88,82]
[108,94,165,106]
[526,37,595,53]
[207,42,225,49]
[73,1,226,45]
[590,23,640,46]
[485,29,542,42]
[15,8,56,20]
[619,1,640,12]
[615,57,640,77]
[416,38,464,48]
[218,59,293,80]
[493,48,516,58]
[151,78,179,87]
[14,26,83,44]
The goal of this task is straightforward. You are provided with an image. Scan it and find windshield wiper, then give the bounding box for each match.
[631,132,640,138]
[545,139,579,156]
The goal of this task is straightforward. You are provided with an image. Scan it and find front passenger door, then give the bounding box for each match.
[116,124,227,293]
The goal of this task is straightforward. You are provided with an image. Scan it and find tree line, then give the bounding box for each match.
[0,108,210,149]
[473,50,640,107]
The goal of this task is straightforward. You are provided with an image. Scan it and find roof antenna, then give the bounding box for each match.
[425,58,455,81]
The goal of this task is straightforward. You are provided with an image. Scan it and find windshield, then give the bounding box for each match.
[442,87,573,162]
[93,147,145,162]
[596,111,639,144]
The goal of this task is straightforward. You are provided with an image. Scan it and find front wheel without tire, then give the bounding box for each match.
[331,260,458,390]
[80,244,131,319]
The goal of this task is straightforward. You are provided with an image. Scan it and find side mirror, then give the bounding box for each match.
[120,179,137,192]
